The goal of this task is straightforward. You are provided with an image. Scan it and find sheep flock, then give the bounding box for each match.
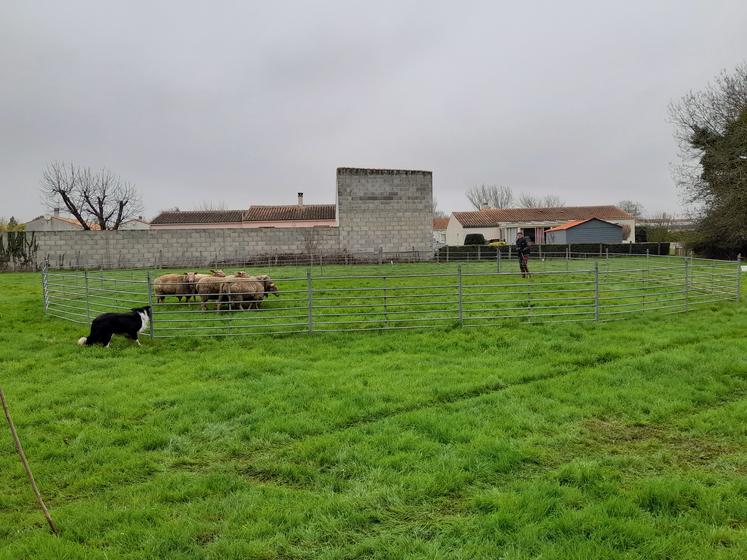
[153,270,279,311]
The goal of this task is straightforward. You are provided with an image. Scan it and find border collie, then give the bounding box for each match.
[77,306,151,347]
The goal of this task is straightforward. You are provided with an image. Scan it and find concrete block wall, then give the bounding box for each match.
[29,227,340,268]
[336,168,433,254]
[12,166,434,269]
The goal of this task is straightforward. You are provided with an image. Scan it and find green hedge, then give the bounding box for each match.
[435,242,671,259]
[464,233,486,245]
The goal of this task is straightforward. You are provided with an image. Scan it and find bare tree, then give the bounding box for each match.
[465,184,513,209]
[539,195,564,208]
[196,200,228,211]
[41,162,143,230]
[617,200,645,218]
[646,212,675,242]
[432,197,448,218]
[517,193,565,208]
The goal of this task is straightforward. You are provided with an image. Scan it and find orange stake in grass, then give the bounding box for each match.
[0,387,59,535]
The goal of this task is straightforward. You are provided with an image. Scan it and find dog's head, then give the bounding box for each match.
[133,306,152,319]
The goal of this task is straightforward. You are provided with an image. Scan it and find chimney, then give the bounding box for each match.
[480,201,488,210]
[297,192,304,206]
[53,207,60,217]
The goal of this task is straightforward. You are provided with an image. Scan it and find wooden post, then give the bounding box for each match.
[1,388,59,535]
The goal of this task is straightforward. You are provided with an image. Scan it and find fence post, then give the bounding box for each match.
[684,258,689,312]
[737,254,742,304]
[84,270,91,322]
[446,245,450,263]
[41,258,49,316]
[594,262,600,321]
[383,276,388,327]
[477,245,481,262]
[457,264,463,325]
[642,257,647,311]
[306,268,313,334]
[146,271,155,338]
[496,249,501,273]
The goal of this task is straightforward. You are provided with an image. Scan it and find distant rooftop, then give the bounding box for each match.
[453,205,633,227]
[150,204,336,225]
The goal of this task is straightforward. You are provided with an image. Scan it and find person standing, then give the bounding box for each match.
[516,231,531,278]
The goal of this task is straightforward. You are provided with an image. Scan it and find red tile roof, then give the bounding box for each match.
[545,218,622,232]
[453,206,633,227]
[243,204,335,222]
[150,210,245,225]
[151,204,336,225]
[432,217,449,231]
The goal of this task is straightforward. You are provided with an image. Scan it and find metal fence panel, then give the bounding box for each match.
[41,254,741,337]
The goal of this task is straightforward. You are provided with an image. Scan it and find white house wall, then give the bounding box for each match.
[446,219,501,245]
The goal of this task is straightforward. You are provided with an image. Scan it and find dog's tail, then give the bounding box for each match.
[77,337,88,346]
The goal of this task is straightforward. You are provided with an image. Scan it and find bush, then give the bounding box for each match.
[464,234,486,245]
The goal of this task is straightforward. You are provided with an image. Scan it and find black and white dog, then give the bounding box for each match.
[77,306,151,347]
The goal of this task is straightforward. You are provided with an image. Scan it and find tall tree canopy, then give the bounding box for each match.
[670,64,747,256]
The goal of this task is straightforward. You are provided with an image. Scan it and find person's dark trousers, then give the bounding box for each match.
[518,255,529,277]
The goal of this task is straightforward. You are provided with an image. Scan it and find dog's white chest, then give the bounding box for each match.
[138,311,150,333]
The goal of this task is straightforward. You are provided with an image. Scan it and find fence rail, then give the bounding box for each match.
[41,253,742,338]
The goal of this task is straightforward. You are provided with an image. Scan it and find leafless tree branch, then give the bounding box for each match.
[40,162,143,230]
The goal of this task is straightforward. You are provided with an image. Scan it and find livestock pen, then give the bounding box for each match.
[41,254,741,338]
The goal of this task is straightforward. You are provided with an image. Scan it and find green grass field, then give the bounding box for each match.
[1,266,745,559]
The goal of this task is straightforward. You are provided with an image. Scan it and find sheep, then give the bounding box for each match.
[153,272,198,304]
[219,274,279,311]
[249,274,279,306]
[218,277,264,311]
[195,270,227,310]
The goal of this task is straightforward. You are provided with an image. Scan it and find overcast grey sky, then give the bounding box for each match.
[2,0,746,221]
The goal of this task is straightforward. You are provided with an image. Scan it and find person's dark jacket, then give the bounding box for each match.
[516,236,531,256]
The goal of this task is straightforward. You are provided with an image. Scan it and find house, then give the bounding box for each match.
[150,193,336,230]
[24,209,101,231]
[544,218,623,244]
[118,217,150,230]
[25,209,148,231]
[446,205,635,245]
[432,217,448,247]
